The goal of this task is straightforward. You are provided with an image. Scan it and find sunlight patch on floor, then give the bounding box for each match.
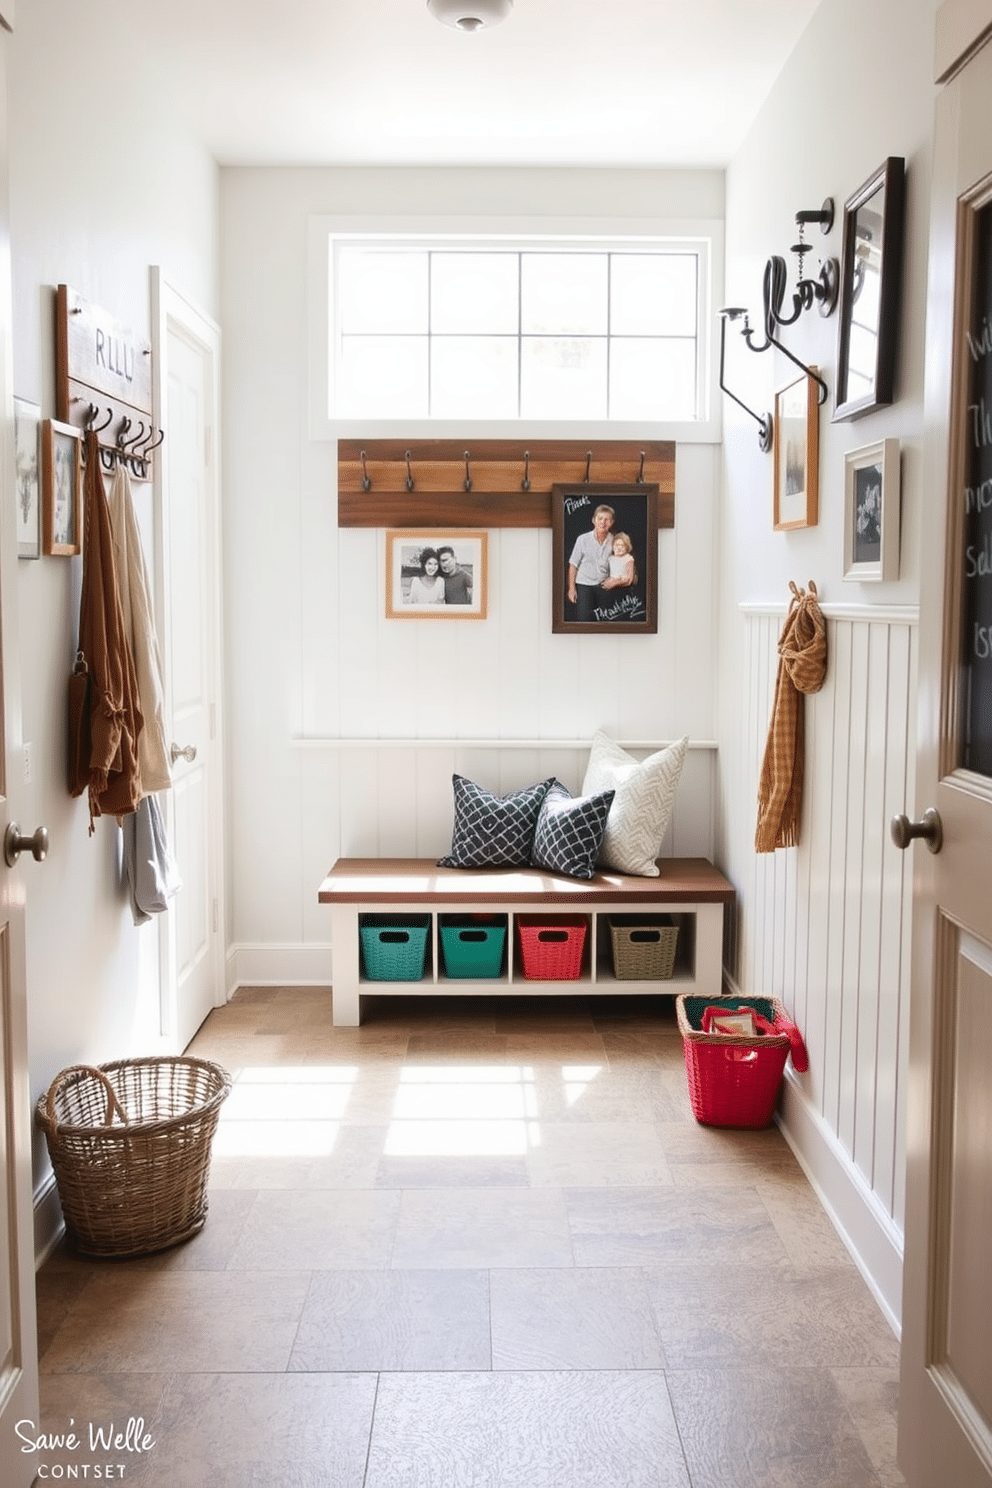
[562,1064,603,1107]
[214,1065,359,1155]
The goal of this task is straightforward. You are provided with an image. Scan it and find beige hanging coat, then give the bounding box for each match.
[107,460,172,796]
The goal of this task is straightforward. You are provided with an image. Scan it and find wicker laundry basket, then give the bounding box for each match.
[36,1056,232,1258]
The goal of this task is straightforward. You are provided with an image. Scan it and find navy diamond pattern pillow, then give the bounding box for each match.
[530,779,615,880]
[438,775,555,869]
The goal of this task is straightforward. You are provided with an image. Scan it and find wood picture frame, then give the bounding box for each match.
[843,438,900,581]
[386,530,487,618]
[552,482,658,634]
[41,417,82,556]
[773,370,819,530]
[14,396,41,559]
[833,156,906,422]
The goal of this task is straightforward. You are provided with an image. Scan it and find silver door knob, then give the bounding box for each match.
[170,743,197,764]
[890,808,942,855]
[4,822,49,867]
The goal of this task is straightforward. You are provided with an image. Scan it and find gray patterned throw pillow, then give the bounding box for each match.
[529,779,615,880]
[438,775,555,869]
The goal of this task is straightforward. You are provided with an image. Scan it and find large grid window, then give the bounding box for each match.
[331,243,702,421]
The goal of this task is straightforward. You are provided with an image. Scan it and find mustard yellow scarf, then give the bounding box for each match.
[755,581,827,853]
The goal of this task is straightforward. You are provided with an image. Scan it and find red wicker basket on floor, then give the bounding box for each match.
[676,995,808,1128]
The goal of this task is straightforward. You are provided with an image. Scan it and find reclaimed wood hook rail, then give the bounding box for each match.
[337,438,676,528]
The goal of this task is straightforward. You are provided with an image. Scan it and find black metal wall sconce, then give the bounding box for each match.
[718,307,774,453]
[718,198,838,451]
[762,198,838,338]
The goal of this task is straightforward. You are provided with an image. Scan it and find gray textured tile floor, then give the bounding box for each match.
[34,989,907,1486]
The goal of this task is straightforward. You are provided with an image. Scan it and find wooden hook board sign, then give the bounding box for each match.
[337,439,676,528]
[55,284,155,453]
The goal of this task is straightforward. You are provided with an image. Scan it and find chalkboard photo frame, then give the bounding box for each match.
[833,156,906,422]
[552,483,658,634]
[843,438,900,582]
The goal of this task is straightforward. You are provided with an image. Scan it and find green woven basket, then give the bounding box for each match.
[359,914,430,981]
[440,918,507,978]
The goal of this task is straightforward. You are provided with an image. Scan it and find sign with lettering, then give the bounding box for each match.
[963,201,992,774]
[55,284,152,423]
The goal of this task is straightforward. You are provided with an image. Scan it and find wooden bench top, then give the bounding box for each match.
[318,856,735,907]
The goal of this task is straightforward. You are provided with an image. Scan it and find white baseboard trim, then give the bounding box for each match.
[226,942,332,996]
[34,1172,65,1270]
[777,1073,904,1336]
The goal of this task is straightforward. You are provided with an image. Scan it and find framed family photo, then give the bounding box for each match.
[386,530,487,618]
[552,483,658,635]
[773,370,819,531]
[843,438,900,581]
[14,396,41,559]
[41,417,82,556]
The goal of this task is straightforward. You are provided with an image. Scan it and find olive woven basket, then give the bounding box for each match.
[36,1056,232,1258]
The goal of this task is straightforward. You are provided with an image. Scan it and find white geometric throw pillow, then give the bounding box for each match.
[581,732,688,877]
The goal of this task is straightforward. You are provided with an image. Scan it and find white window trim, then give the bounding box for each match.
[308,214,724,445]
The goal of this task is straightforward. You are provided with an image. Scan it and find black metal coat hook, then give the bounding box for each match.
[405,450,414,491]
[637,451,646,484]
[87,404,113,434]
[521,450,531,491]
[360,450,371,491]
[583,451,592,483]
[463,450,472,492]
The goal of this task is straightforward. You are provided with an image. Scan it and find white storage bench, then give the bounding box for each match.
[317,856,735,1026]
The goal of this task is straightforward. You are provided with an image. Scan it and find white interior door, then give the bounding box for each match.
[153,274,224,1050]
[0,10,41,1486]
[898,6,992,1485]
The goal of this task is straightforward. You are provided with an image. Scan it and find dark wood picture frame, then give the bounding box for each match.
[552,483,658,634]
[833,156,906,422]
[41,417,82,556]
[773,370,819,530]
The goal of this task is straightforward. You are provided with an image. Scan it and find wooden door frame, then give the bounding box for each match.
[150,268,226,1043]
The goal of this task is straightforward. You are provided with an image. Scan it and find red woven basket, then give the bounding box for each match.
[516,916,587,980]
[676,995,808,1128]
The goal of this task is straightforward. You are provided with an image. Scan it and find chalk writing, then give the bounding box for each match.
[962,205,992,765]
[966,312,992,361]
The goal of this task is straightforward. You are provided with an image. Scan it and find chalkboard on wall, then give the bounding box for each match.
[963,200,992,775]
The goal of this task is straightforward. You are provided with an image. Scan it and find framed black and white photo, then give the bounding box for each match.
[773,370,819,530]
[833,156,906,422]
[14,396,41,559]
[41,417,82,556]
[552,483,658,635]
[844,438,900,581]
[386,530,487,618]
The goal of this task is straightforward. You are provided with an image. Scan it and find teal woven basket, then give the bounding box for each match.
[359,915,430,981]
[440,919,507,979]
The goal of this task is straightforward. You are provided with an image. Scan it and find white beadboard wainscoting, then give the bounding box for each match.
[229,736,717,990]
[723,602,918,1330]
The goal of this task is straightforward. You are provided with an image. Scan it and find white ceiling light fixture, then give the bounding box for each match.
[427,0,513,31]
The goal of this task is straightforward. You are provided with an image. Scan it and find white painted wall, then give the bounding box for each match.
[219,166,725,988]
[716,0,939,1327]
[6,2,219,1216]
